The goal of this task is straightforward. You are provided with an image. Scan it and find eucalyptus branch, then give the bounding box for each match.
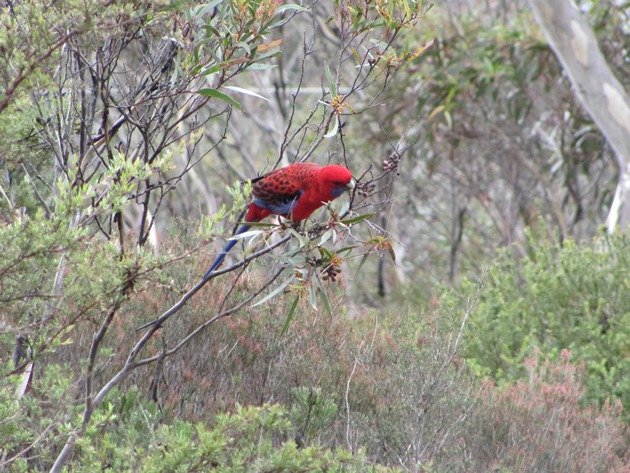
[134,266,286,367]
[135,234,292,331]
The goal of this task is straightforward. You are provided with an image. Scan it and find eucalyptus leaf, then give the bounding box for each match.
[281,295,300,335]
[197,88,242,110]
[355,253,370,277]
[251,275,295,308]
[228,229,264,241]
[341,213,374,225]
[319,229,333,246]
[324,116,339,138]
[224,85,271,102]
[276,4,309,14]
[324,62,337,96]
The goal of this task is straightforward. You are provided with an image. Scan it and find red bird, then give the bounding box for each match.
[203,163,355,278]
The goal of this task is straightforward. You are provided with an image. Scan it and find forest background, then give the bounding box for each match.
[0,0,629,471]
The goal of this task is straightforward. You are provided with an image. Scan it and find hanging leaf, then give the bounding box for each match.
[198,88,242,110]
[387,244,396,263]
[324,115,339,138]
[319,287,332,316]
[341,213,374,225]
[355,252,370,277]
[276,4,309,14]
[337,198,350,216]
[281,295,301,335]
[319,229,334,246]
[251,274,295,308]
[324,62,337,95]
[308,284,318,309]
[224,85,271,102]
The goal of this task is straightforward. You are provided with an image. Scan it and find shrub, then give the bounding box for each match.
[73,391,396,472]
[462,232,630,418]
[5,263,628,471]
[464,351,628,473]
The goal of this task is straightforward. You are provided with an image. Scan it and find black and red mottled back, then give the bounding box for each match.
[250,163,320,218]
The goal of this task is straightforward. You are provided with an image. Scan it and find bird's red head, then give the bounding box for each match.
[318,164,355,199]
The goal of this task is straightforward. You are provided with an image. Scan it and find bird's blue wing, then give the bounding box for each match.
[252,191,302,217]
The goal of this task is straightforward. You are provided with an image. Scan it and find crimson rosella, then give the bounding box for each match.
[203,162,355,279]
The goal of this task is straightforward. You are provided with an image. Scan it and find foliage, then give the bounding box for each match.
[462,231,630,418]
[1,358,388,472]
[353,2,623,291]
[290,386,338,446]
[38,267,625,471]
[70,389,396,472]
[0,362,77,470]
[2,251,628,470]
[467,351,628,473]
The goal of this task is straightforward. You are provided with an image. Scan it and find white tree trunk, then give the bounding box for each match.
[528,0,630,232]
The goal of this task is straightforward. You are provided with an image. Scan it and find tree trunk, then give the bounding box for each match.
[528,0,630,232]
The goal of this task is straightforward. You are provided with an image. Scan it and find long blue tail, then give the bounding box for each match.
[203,224,251,279]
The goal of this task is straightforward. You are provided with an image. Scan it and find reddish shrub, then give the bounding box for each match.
[466,350,629,473]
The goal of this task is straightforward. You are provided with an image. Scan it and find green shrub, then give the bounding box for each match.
[462,232,629,417]
[73,390,396,472]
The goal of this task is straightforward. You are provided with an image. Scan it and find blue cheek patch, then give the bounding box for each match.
[330,185,346,198]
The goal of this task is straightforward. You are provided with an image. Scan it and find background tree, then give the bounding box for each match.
[529,0,630,232]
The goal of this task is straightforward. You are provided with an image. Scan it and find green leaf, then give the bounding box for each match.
[324,62,337,96]
[243,221,277,228]
[201,63,222,76]
[197,88,242,110]
[318,247,333,259]
[236,41,251,56]
[341,213,374,225]
[252,275,295,308]
[319,287,331,316]
[246,63,278,71]
[281,295,300,335]
[319,229,333,246]
[355,252,370,277]
[289,228,308,248]
[276,4,309,14]
[308,284,317,309]
[199,0,223,14]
